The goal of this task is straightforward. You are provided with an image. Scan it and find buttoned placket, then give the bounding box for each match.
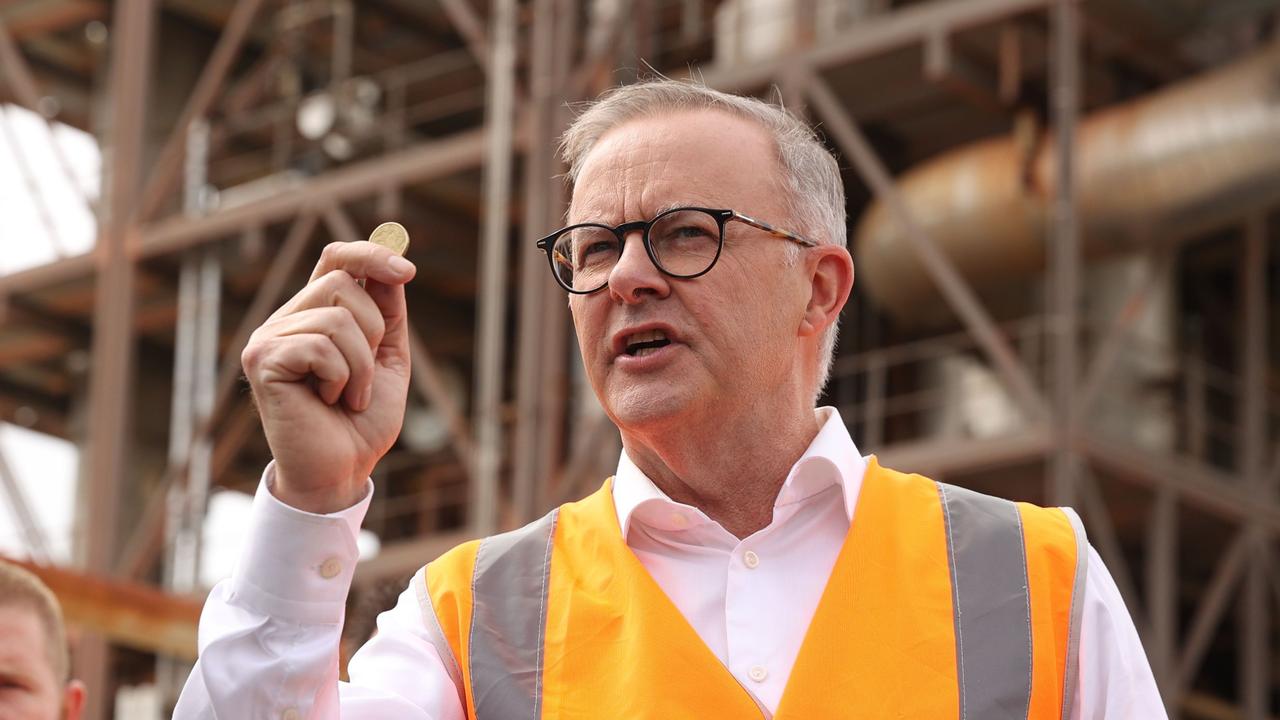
[723,499,806,708]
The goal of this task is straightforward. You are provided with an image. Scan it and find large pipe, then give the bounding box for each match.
[854,42,1280,324]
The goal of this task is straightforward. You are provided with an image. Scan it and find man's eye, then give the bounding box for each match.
[671,225,714,238]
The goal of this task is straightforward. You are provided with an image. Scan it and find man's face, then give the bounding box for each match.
[0,606,79,720]
[568,109,813,434]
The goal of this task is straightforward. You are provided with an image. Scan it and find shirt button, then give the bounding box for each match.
[319,557,342,579]
[743,550,760,569]
[281,709,301,720]
[748,665,768,682]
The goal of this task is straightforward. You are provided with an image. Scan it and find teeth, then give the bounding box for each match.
[627,329,667,345]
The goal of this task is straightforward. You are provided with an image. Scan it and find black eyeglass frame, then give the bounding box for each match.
[535,207,818,295]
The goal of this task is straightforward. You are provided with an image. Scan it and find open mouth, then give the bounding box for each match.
[623,329,672,357]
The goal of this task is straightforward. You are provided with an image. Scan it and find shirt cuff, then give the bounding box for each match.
[228,462,374,626]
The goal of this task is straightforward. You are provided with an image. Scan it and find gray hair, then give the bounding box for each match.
[560,79,847,398]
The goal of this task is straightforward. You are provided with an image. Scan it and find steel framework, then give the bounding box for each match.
[0,0,1277,717]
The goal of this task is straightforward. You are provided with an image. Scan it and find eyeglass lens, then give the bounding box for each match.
[550,208,722,292]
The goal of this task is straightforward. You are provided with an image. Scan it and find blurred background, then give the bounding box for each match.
[0,0,1277,717]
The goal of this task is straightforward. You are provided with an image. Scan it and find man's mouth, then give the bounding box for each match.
[623,329,672,357]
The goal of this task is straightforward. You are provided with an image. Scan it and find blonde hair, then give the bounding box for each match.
[561,79,847,396]
[0,561,70,681]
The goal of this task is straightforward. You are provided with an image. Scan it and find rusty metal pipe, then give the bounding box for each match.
[854,42,1280,323]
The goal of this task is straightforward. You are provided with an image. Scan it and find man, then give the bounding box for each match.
[0,562,85,720]
[175,81,1164,718]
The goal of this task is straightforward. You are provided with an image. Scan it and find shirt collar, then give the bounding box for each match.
[612,406,867,539]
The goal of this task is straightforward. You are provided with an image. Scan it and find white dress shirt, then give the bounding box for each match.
[174,407,1166,719]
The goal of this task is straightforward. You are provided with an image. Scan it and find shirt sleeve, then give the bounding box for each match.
[1072,544,1168,720]
[172,463,466,720]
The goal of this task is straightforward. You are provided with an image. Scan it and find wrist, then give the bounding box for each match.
[270,466,368,514]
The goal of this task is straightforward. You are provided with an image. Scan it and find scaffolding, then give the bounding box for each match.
[0,0,1277,717]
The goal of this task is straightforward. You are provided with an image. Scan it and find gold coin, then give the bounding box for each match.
[368,221,410,256]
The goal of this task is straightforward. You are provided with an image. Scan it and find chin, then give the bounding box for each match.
[603,381,696,431]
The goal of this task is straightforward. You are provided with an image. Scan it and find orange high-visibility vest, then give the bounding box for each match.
[416,456,1088,719]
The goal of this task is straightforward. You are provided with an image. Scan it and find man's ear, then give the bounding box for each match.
[62,679,86,720]
[798,245,855,338]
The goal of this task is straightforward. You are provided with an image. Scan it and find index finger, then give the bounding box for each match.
[310,241,417,286]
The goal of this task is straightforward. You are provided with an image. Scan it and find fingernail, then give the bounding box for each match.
[388,255,414,276]
[360,383,373,411]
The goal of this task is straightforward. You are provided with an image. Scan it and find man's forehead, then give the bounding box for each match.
[568,110,777,222]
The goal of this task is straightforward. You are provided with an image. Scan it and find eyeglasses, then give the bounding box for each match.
[536,206,817,294]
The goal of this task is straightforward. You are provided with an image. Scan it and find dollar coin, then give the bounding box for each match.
[368,221,410,256]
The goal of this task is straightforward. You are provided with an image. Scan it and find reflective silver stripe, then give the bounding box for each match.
[1058,508,1089,720]
[938,482,1033,720]
[414,566,466,710]
[468,508,559,720]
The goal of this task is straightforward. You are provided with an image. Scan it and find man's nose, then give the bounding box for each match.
[607,229,669,303]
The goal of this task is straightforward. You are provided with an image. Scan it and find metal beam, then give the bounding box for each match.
[1147,486,1178,707]
[79,4,156,714]
[1078,465,1142,623]
[1241,214,1268,485]
[805,74,1048,421]
[405,326,477,481]
[1239,213,1269,719]
[84,0,154,581]
[701,0,1055,93]
[135,0,268,223]
[471,0,518,536]
[1,557,201,661]
[511,0,560,523]
[1242,535,1270,720]
[0,441,51,562]
[0,15,95,212]
[140,127,493,254]
[1047,0,1081,506]
[1177,530,1249,690]
[1081,433,1280,534]
[438,0,491,74]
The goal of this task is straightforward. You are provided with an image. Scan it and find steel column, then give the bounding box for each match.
[512,0,560,523]
[472,0,518,535]
[80,0,156,715]
[1239,213,1269,719]
[1146,486,1178,707]
[1047,0,1081,506]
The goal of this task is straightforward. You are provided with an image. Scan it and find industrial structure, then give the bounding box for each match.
[0,0,1277,717]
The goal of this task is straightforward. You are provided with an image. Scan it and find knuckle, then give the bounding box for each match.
[241,328,272,367]
[320,241,346,262]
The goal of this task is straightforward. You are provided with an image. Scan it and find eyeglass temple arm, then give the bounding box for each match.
[730,212,818,247]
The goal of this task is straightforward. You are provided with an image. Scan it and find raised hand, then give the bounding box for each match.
[241,241,417,513]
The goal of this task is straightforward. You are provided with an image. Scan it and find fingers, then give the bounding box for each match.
[273,268,388,353]
[244,241,417,413]
[310,240,416,286]
[262,330,350,404]
[247,306,376,411]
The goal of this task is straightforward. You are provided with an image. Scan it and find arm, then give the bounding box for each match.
[1072,545,1168,720]
[174,241,465,717]
[172,466,466,719]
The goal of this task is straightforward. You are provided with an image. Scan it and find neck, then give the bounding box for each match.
[621,404,821,539]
